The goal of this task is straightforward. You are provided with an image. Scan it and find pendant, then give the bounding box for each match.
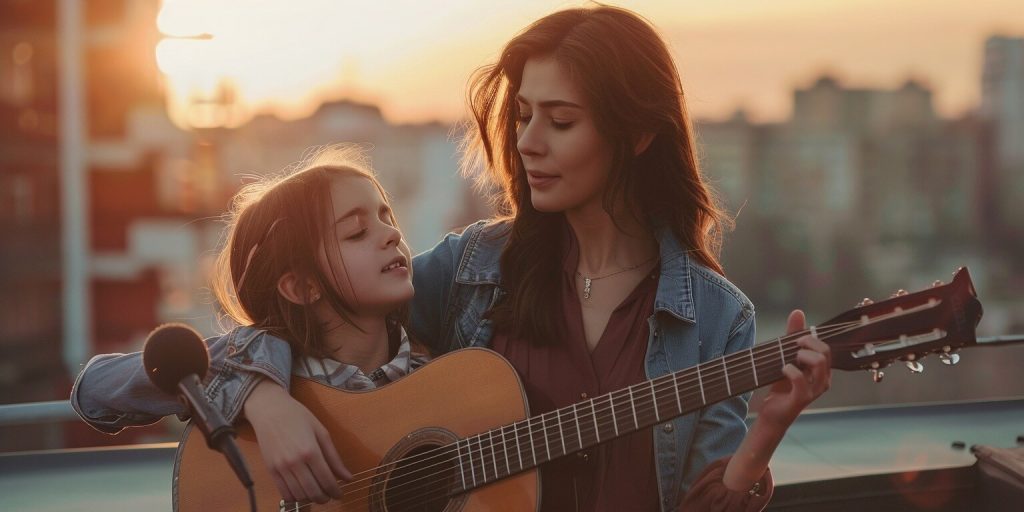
[583,277,592,300]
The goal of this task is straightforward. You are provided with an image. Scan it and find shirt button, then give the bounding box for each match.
[580,392,588,399]
[663,423,674,433]
[576,452,589,462]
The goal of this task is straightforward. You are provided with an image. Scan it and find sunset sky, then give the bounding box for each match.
[154,0,1024,128]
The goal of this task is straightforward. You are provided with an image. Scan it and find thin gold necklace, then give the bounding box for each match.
[575,255,658,300]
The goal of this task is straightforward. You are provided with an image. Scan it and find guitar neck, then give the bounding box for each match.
[452,337,798,492]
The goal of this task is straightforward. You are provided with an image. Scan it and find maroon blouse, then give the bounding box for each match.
[490,225,773,511]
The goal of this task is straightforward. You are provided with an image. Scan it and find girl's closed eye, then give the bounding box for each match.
[345,228,367,241]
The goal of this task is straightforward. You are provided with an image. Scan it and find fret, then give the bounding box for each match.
[749,348,759,387]
[573,403,583,450]
[489,430,499,481]
[513,422,523,471]
[722,357,732,396]
[650,379,660,422]
[456,438,468,490]
[672,371,682,414]
[609,393,619,436]
[776,336,786,368]
[541,413,551,462]
[467,435,478,487]
[591,398,601,443]
[556,408,566,456]
[499,425,510,476]
[627,386,639,429]
[697,363,706,404]
[527,416,537,467]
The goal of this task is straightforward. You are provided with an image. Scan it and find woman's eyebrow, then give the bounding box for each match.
[516,95,583,109]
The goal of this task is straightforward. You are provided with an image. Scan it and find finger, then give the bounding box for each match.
[795,350,831,392]
[796,335,833,369]
[781,363,807,395]
[317,426,353,482]
[786,310,806,335]
[290,465,330,504]
[277,469,301,504]
[308,453,343,501]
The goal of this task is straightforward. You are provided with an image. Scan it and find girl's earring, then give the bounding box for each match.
[311,291,321,302]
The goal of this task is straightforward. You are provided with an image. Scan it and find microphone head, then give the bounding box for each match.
[142,323,209,394]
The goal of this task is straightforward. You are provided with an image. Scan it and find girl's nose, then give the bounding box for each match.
[382,223,402,248]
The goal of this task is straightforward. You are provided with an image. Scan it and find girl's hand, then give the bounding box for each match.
[243,379,353,504]
[757,309,832,429]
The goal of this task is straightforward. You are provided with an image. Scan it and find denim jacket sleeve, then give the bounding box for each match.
[408,226,466,355]
[70,326,293,434]
[680,309,757,492]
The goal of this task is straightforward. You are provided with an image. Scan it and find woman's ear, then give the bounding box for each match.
[634,132,655,155]
[277,272,319,305]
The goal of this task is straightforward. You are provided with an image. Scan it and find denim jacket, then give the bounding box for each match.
[71,219,755,512]
[407,220,756,511]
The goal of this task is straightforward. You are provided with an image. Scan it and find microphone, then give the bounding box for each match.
[143,324,254,492]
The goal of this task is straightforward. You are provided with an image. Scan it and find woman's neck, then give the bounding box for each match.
[317,313,392,374]
[564,203,658,275]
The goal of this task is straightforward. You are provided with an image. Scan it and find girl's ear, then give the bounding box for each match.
[634,132,655,155]
[277,272,319,305]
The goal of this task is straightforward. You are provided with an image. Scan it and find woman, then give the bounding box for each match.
[184,6,831,511]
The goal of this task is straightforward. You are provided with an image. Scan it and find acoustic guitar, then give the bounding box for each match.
[174,268,986,511]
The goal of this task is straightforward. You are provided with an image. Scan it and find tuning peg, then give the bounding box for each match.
[857,298,874,307]
[939,345,960,365]
[932,280,944,287]
[905,360,924,373]
[890,289,909,298]
[871,369,885,383]
[939,353,960,365]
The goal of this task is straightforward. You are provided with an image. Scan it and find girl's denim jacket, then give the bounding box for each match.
[71,220,756,512]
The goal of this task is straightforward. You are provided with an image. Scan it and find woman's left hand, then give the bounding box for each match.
[757,309,832,429]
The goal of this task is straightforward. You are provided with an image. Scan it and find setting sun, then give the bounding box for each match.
[153,0,1024,129]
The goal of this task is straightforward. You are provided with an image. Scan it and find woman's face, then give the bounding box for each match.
[319,174,413,314]
[516,55,614,214]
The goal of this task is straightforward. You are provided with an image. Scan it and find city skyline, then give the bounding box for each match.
[153,0,1024,128]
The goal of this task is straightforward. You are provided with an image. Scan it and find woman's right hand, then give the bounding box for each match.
[243,379,353,504]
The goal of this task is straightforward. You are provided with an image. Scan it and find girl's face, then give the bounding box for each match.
[319,174,413,315]
[516,55,614,214]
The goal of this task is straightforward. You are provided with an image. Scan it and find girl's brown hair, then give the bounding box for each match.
[462,5,733,345]
[212,145,404,357]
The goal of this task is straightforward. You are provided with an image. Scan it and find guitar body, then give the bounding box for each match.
[173,348,539,511]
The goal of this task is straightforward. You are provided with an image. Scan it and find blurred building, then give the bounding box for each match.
[981,36,1024,258]
[701,75,984,316]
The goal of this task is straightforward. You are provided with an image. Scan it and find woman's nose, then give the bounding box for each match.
[517,119,544,157]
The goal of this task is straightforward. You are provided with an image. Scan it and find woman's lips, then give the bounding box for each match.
[527,171,559,188]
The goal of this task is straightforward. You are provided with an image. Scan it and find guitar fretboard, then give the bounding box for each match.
[448,338,800,493]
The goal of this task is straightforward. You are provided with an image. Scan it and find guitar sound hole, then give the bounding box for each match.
[381,443,456,512]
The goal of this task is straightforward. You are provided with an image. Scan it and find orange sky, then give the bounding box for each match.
[155,0,1024,128]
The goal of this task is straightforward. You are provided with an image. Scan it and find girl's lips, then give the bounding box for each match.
[527,171,559,188]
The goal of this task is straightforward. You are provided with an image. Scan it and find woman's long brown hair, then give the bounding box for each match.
[462,5,732,345]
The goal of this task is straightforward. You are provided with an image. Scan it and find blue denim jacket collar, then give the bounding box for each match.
[453,221,696,324]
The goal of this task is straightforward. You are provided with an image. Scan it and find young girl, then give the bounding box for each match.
[227,5,832,512]
[71,146,424,503]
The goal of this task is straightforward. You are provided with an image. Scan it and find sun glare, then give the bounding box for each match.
[153,0,1024,129]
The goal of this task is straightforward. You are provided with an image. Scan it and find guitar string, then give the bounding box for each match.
[336,296,944,499]
[299,320,874,511]
[305,317,885,512]
[297,297,943,511]
[332,318,860,489]
[321,322,838,498]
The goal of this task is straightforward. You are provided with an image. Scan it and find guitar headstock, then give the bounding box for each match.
[820,267,983,375]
